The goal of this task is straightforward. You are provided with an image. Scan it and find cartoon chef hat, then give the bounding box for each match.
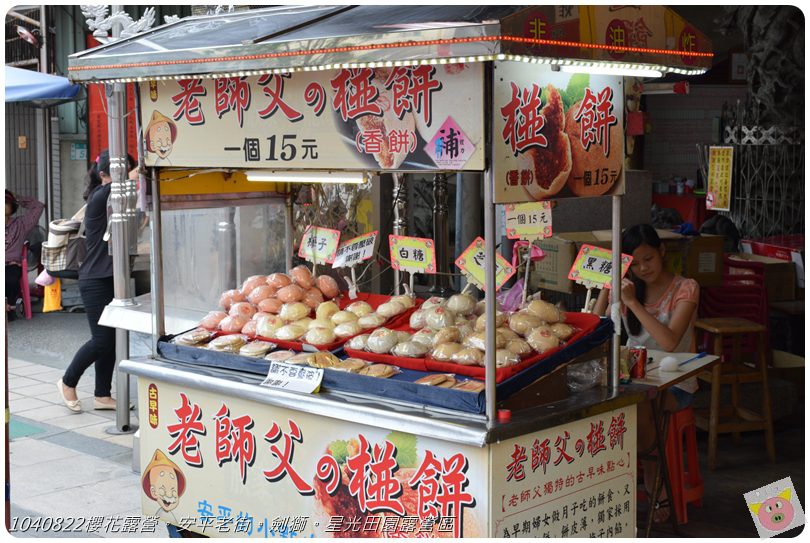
[145,110,178,152]
[141,449,186,499]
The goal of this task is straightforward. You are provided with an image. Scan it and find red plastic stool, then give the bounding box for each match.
[665,406,704,524]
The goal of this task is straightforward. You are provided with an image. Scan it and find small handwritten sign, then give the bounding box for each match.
[260,361,323,394]
[568,244,633,289]
[505,202,553,240]
[298,226,341,265]
[389,235,437,275]
[455,237,516,291]
[706,146,733,211]
[332,231,378,269]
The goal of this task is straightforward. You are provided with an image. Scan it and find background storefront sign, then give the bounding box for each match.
[332,231,378,269]
[505,202,553,241]
[138,64,484,171]
[298,226,341,265]
[455,237,516,291]
[138,379,488,537]
[491,407,637,538]
[706,146,733,211]
[568,245,633,289]
[389,235,437,275]
[493,62,625,204]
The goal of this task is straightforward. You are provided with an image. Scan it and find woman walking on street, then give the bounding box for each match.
[57,150,136,412]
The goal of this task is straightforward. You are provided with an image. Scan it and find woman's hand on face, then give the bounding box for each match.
[620,277,637,307]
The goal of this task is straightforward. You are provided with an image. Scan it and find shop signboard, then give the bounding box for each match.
[454,237,516,292]
[568,245,633,289]
[706,146,733,212]
[490,406,637,538]
[138,64,484,171]
[298,226,341,265]
[138,379,489,537]
[505,202,553,241]
[493,62,625,204]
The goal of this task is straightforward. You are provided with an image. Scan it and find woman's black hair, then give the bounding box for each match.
[621,224,663,336]
[83,150,137,201]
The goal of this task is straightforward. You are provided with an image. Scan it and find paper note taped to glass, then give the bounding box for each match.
[568,244,633,289]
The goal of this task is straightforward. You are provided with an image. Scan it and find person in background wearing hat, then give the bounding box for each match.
[5,189,44,320]
[57,150,137,412]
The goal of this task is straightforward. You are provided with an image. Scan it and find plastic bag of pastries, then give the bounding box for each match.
[345,300,373,317]
[293,317,314,330]
[432,327,462,347]
[331,310,358,326]
[506,338,533,357]
[346,334,370,350]
[526,299,563,324]
[241,319,258,336]
[305,327,337,345]
[415,373,455,386]
[175,328,214,346]
[247,285,275,305]
[265,350,295,362]
[256,315,284,338]
[450,347,485,366]
[366,328,399,354]
[453,379,486,393]
[316,301,340,321]
[289,265,315,289]
[308,318,335,330]
[275,324,307,341]
[240,340,275,358]
[308,351,341,369]
[463,330,507,351]
[392,341,430,358]
[424,306,457,330]
[396,331,412,343]
[219,289,246,311]
[474,311,507,332]
[287,352,314,365]
[240,275,267,296]
[334,321,362,338]
[526,327,561,353]
[411,329,436,347]
[447,293,476,316]
[333,358,369,373]
[421,296,447,310]
[301,288,325,310]
[315,275,340,299]
[258,297,283,314]
[429,342,463,362]
[229,302,257,320]
[409,309,427,330]
[390,295,416,309]
[200,311,228,330]
[508,311,543,336]
[359,364,399,378]
[208,334,247,352]
[496,327,520,341]
[377,300,406,318]
[496,349,521,368]
[357,313,386,329]
[550,322,574,340]
[219,314,249,333]
[280,302,310,322]
[267,273,292,289]
[276,284,305,303]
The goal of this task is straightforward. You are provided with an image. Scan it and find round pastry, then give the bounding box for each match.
[267,273,292,289]
[411,329,436,347]
[331,310,359,325]
[396,331,411,343]
[256,314,284,338]
[305,327,337,345]
[287,353,314,365]
[366,328,399,354]
[219,315,249,333]
[359,364,397,378]
[437,376,458,388]
[265,350,295,362]
[275,324,306,341]
[447,293,477,316]
[257,297,283,314]
[240,275,267,296]
[526,299,563,324]
[241,320,258,336]
[276,284,305,303]
[218,289,245,311]
[334,358,368,373]
[309,351,341,369]
[390,295,416,309]
[357,314,386,329]
[252,311,272,322]
[247,285,275,305]
[424,307,457,330]
[508,312,543,336]
[200,311,228,330]
[415,374,450,386]
[346,334,369,351]
[334,321,362,338]
[409,309,427,330]
[496,349,520,368]
[432,327,462,347]
[175,329,213,346]
[451,347,485,366]
[315,301,340,321]
[293,317,314,329]
[456,323,474,339]
[290,265,315,289]
[550,323,574,340]
[463,330,507,351]
[526,327,561,353]
[453,380,486,393]
[301,287,325,310]
[316,275,340,299]
[345,301,373,317]
[240,341,275,358]
[421,296,446,310]
[280,302,310,322]
[496,327,520,341]
[308,318,335,330]
[506,338,533,357]
[474,311,506,332]
[209,334,247,352]
[392,341,430,358]
[430,342,463,361]
[377,301,406,318]
[229,302,257,320]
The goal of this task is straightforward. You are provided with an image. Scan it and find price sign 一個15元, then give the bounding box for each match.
[505,202,553,241]
[568,244,633,289]
[389,235,437,275]
[332,231,378,269]
[455,237,516,291]
[298,226,341,265]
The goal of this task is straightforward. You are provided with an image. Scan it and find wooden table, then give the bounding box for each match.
[632,350,721,537]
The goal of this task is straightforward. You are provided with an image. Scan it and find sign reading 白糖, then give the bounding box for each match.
[389,235,437,275]
[505,202,553,241]
[332,231,378,269]
[298,226,341,265]
[139,65,484,170]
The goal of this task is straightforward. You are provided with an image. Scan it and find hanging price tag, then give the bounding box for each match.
[568,244,633,289]
[455,237,516,291]
[298,226,341,265]
[332,231,378,269]
[505,202,553,241]
[260,361,323,394]
[389,235,437,275]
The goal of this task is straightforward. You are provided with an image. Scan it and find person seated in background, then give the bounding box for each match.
[5,189,44,320]
[593,223,699,523]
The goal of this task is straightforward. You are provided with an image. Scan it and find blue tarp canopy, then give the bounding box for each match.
[5,66,81,106]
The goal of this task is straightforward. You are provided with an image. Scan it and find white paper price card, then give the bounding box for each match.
[332,230,378,269]
[260,362,323,394]
[298,226,341,265]
[505,202,553,240]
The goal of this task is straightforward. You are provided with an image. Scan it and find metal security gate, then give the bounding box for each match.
[4,103,39,198]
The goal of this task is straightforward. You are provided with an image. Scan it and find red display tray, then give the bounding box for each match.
[345,312,601,383]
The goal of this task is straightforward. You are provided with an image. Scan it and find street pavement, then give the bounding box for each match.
[5,310,168,538]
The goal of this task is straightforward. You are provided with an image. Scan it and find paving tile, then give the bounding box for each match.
[10,454,134,500]
[9,377,44,390]
[8,358,37,369]
[72,421,120,442]
[13,381,64,399]
[29,368,67,382]
[9,438,82,467]
[23,364,61,376]
[10,397,54,413]
[45,429,131,459]
[8,391,24,401]
[16,403,81,422]
[12,475,143,520]
[47,412,110,431]
[104,434,136,449]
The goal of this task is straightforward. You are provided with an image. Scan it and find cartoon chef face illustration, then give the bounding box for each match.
[142,449,186,513]
[145,110,177,159]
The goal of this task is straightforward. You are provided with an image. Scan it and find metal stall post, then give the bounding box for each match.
[431,172,451,296]
[610,195,622,389]
[483,62,497,425]
[392,173,407,295]
[285,194,294,271]
[149,168,165,356]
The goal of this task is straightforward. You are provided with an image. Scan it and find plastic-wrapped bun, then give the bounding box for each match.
[240,275,267,296]
[276,284,304,303]
[334,358,369,373]
[316,275,340,299]
[331,310,359,325]
[508,312,543,336]
[526,327,561,353]
[475,300,487,316]
[496,349,520,368]
[209,334,247,352]
[275,324,306,341]
[240,341,274,358]
[265,350,295,362]
[200,311,228,330]
[475,311,506,332]
[550,323,574,340]
[252,311,272,322]
[412,329,436,347]
[425,307,457,330]
[247,285,275,305]
[257,315,285,338]
[346,301,373,317]
[308,318,335,330]
[456,323,474,339]
[257,297,283,314]
[390,295,416,309]
[334,322,362,338]
[497,327,520,341]
[219,289,246,311]
[526,299,563,324]
[409,309,427,330]
[377,301,406,318]
[451,347,485,366]
[447,293,477,316]
[346,334,369,350]
[463,330,507,351]
[293,317,313,329]
[241,320,258,336]
[175,328,214,346]
[267,273,292,289]
[229,302,257,320]
[315,301,340,321]
[305,327,336,345]
[302,288,325,309]
[392,341,430,358]
[421,296,446,310]
[395,331,411,343]
[432,327,461,347]
[366,328,399,354]
[280,302,310,322]
[430,342,463,361]
[290,265,315,289]
[358,314,386,329]
[219,315,249,333]
[506,339,533,357]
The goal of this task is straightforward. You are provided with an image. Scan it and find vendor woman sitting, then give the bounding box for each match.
[593,223,699,523]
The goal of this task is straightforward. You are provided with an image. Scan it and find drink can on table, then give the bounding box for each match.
[630,346,647,379]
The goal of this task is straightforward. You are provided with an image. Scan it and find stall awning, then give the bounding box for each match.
[68,5,713,83]
[5,66,82,106]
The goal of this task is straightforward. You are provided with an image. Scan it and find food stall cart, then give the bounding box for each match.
[68,5,712,537]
